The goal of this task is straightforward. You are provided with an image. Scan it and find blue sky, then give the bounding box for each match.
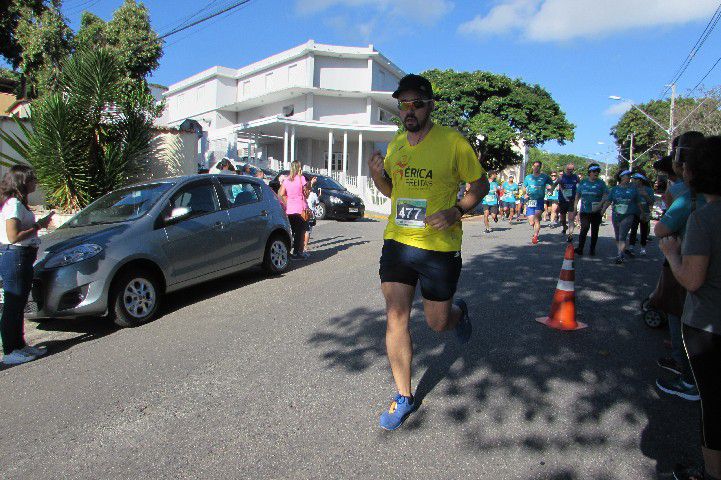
[55,0,721,162]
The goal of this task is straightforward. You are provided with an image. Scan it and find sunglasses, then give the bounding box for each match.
[398,99,432,111]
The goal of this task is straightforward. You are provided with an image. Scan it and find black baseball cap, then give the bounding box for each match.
[392,74,434,99]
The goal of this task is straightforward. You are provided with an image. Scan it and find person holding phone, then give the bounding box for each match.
[0,165,53,365]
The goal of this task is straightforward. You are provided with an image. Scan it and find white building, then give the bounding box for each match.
[163,40,405,182]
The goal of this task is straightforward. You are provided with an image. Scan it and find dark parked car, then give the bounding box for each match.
[269,172,365,220]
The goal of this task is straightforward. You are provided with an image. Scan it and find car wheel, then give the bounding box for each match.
[263,234,290,274]
[110,270,161,327]
[314,202,327,220]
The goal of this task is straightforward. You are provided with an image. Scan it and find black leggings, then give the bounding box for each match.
[629,215,650,247]
[287,214,308,255]
[683,324,721,450]
[577,212,602,252]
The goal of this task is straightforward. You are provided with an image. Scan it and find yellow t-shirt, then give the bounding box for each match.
[383,125,484,252]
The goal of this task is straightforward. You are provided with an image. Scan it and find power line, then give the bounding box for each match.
[159,0,253,39]
[163,2,252,49]
[660,2,721,97]
[691,54,721,92]
[156,0,222,35]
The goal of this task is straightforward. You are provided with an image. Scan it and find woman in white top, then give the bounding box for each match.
[0,165,53,365]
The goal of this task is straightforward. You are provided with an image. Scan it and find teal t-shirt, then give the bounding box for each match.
[502,182,518,202]
[660,190,707,236]
[608,185,640,217]
[577,179,607,213]
[524,173,553,201]
[482,181,499,205]
[547,185,559,201]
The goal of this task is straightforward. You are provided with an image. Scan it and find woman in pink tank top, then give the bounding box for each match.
[279,161,311,258]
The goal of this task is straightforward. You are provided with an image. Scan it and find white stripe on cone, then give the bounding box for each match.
[562,259,574,270]
[556,279,575,292]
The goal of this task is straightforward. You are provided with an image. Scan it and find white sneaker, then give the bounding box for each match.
[21,345,47,357]
[2,349,37,365]
[639,248,647,256]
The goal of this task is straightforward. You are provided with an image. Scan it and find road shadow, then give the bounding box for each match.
[307,231,698,479]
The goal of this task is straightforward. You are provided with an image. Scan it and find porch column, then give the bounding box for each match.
[247,136,252,162]
[283,125,289,167]
[327,130,333,174]
[290,126,296,163]
[357,132,363,177]
[342,131,348,177]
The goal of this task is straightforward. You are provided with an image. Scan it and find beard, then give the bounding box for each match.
[403,114,425,133]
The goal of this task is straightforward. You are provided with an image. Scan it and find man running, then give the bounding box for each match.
[557,163,580,242]
[524,161,554,244]
[368,74,488,431]
[545,171,560,226]
[501,175,519,221]
[481,171,500,233]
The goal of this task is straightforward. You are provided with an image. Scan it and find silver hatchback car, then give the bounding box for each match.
[28,174,292,326]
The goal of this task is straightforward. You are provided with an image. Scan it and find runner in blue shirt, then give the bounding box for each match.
[603,170,644,264]
[481,171,500,233]
[501,175,519,222]
[524,161,554,244]
[574,164,607,256]
[545,171,560,227]
[629,173,655,255]
[556,163,580,242]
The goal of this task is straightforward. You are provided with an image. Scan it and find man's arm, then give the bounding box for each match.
[368,151,392,197]
[425,175,488,230]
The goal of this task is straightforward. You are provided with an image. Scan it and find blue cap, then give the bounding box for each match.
[631,173,647,181]
[588,165,602,172]
[620,170,632,177]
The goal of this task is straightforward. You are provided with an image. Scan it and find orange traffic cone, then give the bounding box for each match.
[536,243,587,330]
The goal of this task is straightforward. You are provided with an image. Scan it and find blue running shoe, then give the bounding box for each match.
[379,393,415,430]
[454,298,472,344]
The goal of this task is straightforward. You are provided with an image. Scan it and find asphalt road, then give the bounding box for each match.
[0,214,700,480]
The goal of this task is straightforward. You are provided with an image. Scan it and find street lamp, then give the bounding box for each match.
[608,95,672,137]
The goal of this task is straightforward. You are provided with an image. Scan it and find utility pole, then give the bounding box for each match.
[628,133,634,171]
[668,83,676,153]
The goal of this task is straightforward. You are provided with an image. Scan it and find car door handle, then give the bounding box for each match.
[260,210,268,216]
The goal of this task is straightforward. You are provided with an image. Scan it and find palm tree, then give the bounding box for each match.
[0,48,155,211]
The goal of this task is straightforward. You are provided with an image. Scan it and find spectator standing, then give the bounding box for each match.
[304,178,319,254]
[278,161,310,259]
[0,166,53,365]
[660,136,721,480]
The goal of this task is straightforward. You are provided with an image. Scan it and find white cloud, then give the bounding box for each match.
[459,0,720,42]
[604,101,633,116]
[297,0,454,27]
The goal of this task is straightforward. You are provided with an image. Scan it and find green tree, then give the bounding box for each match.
[0,49,155,210]
[421,69,574,170]
[14,0,74,98]
[526,149,591,174]
[0,0,46,69]
[75,0,163,83]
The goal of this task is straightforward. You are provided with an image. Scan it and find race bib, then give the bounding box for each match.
[395,198,427,228]
[484,194,495,202]
[563,189,574,199]
[527,199,538,208]
[614,204,629,215]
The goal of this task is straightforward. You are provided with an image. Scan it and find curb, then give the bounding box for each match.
[363,212,487,222]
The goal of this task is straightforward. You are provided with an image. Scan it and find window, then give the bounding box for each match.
[196,85,205,103]
[282,105,294,117]
[219,178,261,207]
[324,152,344,172]
[265,72,273,91]
[243,80,251,98]
[378,108,395,124]
[168,181,219,219]
[288,64,297,84]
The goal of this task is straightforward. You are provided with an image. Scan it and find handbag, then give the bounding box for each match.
[300,208,312,222]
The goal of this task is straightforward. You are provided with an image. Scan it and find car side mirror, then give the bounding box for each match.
[166,206,192,224]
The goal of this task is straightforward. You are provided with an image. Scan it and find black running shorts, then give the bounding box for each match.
[379,239,462,302]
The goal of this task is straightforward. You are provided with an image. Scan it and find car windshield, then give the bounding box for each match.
[314,177,346,190]
[63,183,174,228]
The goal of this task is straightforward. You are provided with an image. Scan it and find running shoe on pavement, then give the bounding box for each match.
[454,298,472,344]
[624,248,635,258]
[657,356,683,376]
[21,345,47,357]
[380,393,415,430]
[566,234,573,243]
[614,254,624,264]
[532,235,539,245]
[656,377,700,401]
[639,248,647,256]
[2,349,37,365]
[485,228,491,234]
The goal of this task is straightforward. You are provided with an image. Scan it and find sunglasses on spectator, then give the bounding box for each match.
[398,99,432,111]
